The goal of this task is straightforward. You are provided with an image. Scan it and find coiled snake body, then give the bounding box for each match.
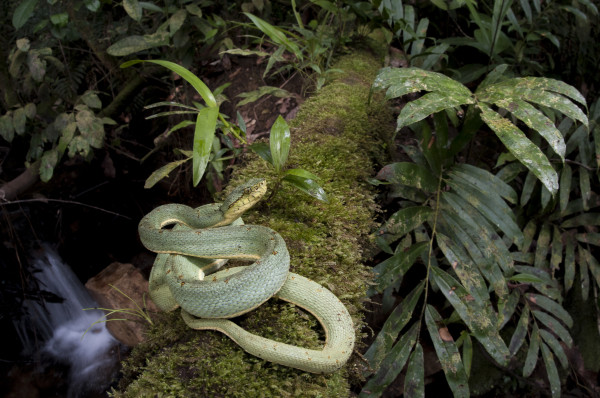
[139,179,355,373]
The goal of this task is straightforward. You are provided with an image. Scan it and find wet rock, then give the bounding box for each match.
[86,262,158,346]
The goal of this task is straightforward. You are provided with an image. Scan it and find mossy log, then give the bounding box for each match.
[114,50,393,397]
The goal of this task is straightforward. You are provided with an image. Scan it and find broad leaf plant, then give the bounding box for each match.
[362,65,592,397]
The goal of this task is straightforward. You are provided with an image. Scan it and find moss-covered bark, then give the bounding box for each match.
[114,50,392,397]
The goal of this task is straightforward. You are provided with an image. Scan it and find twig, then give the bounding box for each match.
[0,198,132,220]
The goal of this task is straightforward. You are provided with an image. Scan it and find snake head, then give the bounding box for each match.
[219,178,267,223]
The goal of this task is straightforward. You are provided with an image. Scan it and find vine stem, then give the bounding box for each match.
[416,169,445,337]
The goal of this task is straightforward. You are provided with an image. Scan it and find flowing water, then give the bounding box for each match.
[13,246,121,397]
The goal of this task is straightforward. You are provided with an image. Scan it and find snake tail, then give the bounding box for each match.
[181,267,355,374]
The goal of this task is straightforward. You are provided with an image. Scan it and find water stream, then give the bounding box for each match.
[14,246,121,397]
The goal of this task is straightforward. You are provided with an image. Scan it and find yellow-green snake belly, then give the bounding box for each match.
[138,179,355,373]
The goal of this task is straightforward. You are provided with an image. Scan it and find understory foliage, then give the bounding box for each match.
[361,65,597,397]
[2,1,600,397]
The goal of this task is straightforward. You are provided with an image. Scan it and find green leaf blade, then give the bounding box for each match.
[13,0,38,29]
[479,104,558,195]
[540,342,561,398]
[495,98,566,160]
[364,282,424,372]
[376,162,437,192]
[371,242,428,294]
[269,115,290,172]
[144,158,190,189]
[397,92,473,130]
[424,305,469,398]
[282,169,328,202]
[404,343,425,398]
[360,324,418,397]
[192,106,219,186]
[121,60,217,107]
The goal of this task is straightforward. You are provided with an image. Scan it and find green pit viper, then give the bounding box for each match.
[138,179,355,373]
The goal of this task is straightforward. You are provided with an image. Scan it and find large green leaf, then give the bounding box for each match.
[526,294,573,328]
[76,109,104,149]
[442,191,514,272]
[498,290,520,328]
[372,67,473,101]
[452,163,518,204]
[121,60,217,107]
[39,149,58,182]
[0,114,15,143]
[531,310,573,347]
[12,107,26,136]
[509,306,530,355]
[192,106,219,186]
[479,76,587,112]
[370,242,428,293]
[523,324,540,377]
[377,206,434,239]
[494,98,566,160]
[404,342,425,398]
[539,329,569,369]
[540,342,561,398]
[559,164,572,213]
[168,9,187,37]
[479,103,558,195]
[269,115,290,172]
[424,305,470,398]
[448,171,523,246]
[282,169,328,202]
[376,162,437,192]
[107,31,169,57]
[123,0,142,21]
[244,13,302,59]
[360,323,418,397]
[144,157,190,189]
[12,0,38,29]
[397,92,473,130]
[431,267,510,365]
[436,233,489,303]
[364,282,424,371]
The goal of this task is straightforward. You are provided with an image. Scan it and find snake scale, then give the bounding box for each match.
[138,179,355,373]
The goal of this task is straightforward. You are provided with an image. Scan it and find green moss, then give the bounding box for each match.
[114,50,393,397]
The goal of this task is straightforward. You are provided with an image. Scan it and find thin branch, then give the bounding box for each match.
[0,198,132,220]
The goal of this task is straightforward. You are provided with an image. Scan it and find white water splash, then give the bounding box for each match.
[15,246,121,397]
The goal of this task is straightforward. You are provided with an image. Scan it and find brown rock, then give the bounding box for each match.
[85,262,159,346]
